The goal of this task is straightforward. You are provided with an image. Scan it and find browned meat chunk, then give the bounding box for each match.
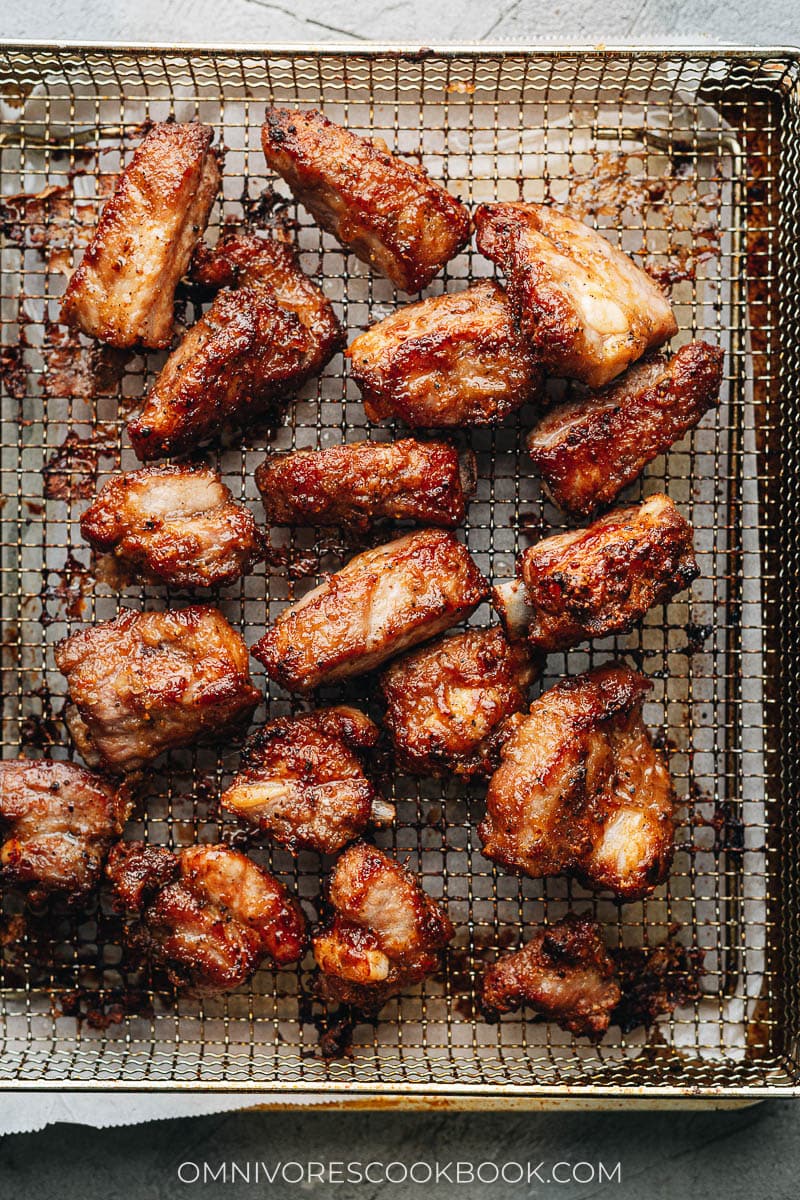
[127,293,307,461]
[481,913,622,1041]
[221,706,394,855]
[475,202,677,387]
[255,438,476,531]
[106,841,307,994]
[190,232,343,379]
[478,665,675,901]
[252,529,488,693]
[261,107,471,293]
[612,938,704,1033]
[0,759,130,904]
[313,841,454,1012]
[528,342,724,515]
[379,626,539,779]
[128,233,342,461]
[347,282,542,427]
[80,465,262,589]
[55,606,260,773]
[60,122,220,349]
[494,493,697,652]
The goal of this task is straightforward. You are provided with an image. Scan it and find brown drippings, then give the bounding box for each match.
[55,986,153,1030]
[20,711,63,751]
[240,183,300,238]
[686,789,745,859]
[425,804,444,829]
[317,1011,357,1060]
[651,730,679,754]
[745,982,774,1058]
[92,552,134,591]
[40,322,130,401]
[42,550,94,621]
[712,799,746,858]
[1,622,19,647]
[0,80,33,110]
[264,526,390,582]
[680,621,714,655]
[565,151,671,218]
[612,934,705,1033]
[0,173,117,272]
[0,343,27,399]
[0,913,27,949]
[645,238,719,288]
[295,977,361,1063]
[562,150,722,290]
[518,509,550,541]
[221,825,254,852]
[1,897,132,993]
[42,427,118,500]
[0,183,74,248]
[448,929,517,1019]
[263,542,322,580]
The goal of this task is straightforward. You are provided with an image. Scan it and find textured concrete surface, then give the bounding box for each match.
[2,0,799,46]
[1,1102,799,1197]
[2,0,800,1195]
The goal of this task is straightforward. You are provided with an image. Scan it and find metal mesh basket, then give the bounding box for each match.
[0,43,798,1100]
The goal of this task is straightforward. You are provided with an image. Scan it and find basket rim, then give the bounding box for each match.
[0,40,797,60]
[0,32,795,1103]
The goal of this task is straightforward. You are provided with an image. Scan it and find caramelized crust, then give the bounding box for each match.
[128,233,342,461]
[127,286,311,461]
[347,282,542,427]
[60,122,220,349]
[380,626,539,779]
[252,529,488,694]
[55,606,260,773]
[104,841,177,910]
[255,438,476,531]
[518,493,698,652]
[479,665,675,901]
[528,342,724,515]
[80,465,262,588]
[261,107,471,293]
[190,232,344,378]
[106,841,307,994]
[313,841,454,1011]
[0,759,129,905]
[221,706,394,856]
[481,913,622,1041]
[475,202,677,387]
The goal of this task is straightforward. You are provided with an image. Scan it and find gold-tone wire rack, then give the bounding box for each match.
[0,44,798,1100]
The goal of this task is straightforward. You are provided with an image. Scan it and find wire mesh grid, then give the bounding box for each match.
[0,45,798,1096]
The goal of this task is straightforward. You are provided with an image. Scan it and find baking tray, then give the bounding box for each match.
[0,43,798,1102]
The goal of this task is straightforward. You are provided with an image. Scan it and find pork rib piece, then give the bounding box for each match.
[347,282,542,428]
[479,665,675,901]
[528,341,724,516]
[60,122,220,349]
[106,841,306,994]
[475,201,677,387]
[261,107,471,293]
[221,706,394,855]
[255,438,476,532]
[55,606,260,773]
[252,529,488,693]
[313,841,454,1012]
